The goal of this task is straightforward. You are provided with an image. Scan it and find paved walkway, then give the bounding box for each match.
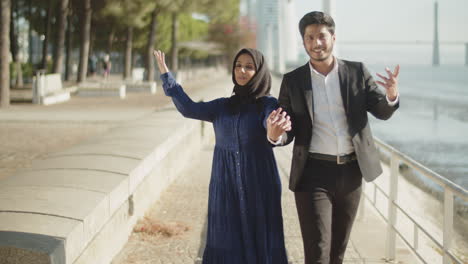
[0,73,226,182]
[109,74,420,264]
[112,142,417,263]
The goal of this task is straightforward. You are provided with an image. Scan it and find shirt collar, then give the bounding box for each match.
[308,56,338,77]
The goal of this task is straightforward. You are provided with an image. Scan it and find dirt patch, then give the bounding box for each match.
[133,216,190,238]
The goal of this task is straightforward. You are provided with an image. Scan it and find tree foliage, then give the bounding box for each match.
[2,0,241,83]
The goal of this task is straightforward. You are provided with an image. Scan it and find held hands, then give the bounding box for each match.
[376,65,400,101]
[153,50,169,74]
[267,107,292,142]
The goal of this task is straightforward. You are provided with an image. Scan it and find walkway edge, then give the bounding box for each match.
[0,107,214,264]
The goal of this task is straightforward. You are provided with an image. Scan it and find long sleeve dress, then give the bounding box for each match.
[161,72,288,264]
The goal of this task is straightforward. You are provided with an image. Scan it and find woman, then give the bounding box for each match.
[154,48,290,264]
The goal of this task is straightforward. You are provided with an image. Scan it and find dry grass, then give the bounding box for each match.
[133,216,190,238]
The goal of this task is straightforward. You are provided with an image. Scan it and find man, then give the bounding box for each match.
[266,11,400,264]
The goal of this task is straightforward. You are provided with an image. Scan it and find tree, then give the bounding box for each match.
[77,0,91,82]
[10,0,23,88]
[145,5,160,81]
[124,26,133,79]
[100,0,152,79]
[165,0,239,73]
[64,0,73,80]
[203,0,240,67]
[0,0,11,107]
[170,11,179,72]
[52,0,69,74]
[41,0,53,70]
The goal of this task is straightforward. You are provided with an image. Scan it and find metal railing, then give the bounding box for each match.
[362,138,468,264]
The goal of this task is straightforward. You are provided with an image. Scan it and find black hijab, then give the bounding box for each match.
[230,48,271,109]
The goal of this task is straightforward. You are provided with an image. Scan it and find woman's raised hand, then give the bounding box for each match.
[153,50,169,74]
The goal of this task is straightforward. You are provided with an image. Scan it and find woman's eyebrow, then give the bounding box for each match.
[236,61,254,65]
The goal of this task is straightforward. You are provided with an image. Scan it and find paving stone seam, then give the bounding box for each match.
[17,167,128,176]
[0,210,82,222]
[44,153,141,160]
[0,184,108,194]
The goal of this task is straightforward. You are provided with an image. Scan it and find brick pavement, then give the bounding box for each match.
[112,143,368,264]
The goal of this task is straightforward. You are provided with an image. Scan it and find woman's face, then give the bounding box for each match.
[234,53,256,86]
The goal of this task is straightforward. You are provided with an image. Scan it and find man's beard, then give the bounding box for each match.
[308,46,333,62]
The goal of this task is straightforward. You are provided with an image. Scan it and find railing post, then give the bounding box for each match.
[465,43,468,67]
[385,151,399,261]
[443,189,454,264]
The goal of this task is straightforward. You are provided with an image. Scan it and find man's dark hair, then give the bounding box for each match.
[299,11,335,38]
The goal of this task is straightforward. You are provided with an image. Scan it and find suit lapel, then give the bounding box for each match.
[337,59,349,115]
[300,63,314,123]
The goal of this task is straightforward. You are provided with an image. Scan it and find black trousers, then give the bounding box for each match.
[294,156,362,264]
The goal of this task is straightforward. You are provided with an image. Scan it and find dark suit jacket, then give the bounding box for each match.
[278,59,399,191]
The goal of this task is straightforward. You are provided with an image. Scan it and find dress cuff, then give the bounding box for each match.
[386,93,399,106]
[267,135,282,145]
[160,72,174,82]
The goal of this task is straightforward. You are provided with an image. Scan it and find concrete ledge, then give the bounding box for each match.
[41,91,71,105]
[0,109,214,263]
[77,82,126,98]
[126,81,157,94]
[10,85,77,103]
[32,73,71,105]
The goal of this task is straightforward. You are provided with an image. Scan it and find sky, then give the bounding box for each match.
[294,0,468,43]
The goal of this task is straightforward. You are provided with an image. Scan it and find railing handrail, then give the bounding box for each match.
[374,137,468,201]
[368,137,467,264]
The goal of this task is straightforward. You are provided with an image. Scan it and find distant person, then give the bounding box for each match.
[88,54,97,77]
[154,48,289,264]
[102,54,112,80]
[267,11,400,264]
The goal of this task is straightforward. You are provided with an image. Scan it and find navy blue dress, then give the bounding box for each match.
[161,73,288,264]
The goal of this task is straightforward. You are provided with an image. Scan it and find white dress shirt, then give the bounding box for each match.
[308,58,354,155]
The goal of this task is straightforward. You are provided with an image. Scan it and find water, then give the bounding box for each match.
[339,44,468,189]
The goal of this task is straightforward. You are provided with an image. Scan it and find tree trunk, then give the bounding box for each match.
[53,0,68,74]
[107,26,114,55]
[89,27,95,59]
[124,26,133,80]
[170,12,178,72]
[41,0,53,70]
[64,0,72,81]
[77,0,91,83]
[28,0,33,63]
[145,7,158,81]
[0,0,11,107]
[10,0,22,88]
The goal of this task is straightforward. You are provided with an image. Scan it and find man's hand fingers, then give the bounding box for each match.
[376,81,388,88]
[276,117,287,126]
[385,67,393,77]
[267,110,277,123]
[393,64,400,78]
[376,73,389,82]
[282,124,292,131]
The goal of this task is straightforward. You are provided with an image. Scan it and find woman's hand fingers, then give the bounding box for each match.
[153,50,169,73]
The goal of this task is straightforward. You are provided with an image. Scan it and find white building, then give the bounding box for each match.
[240,0,298,73]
